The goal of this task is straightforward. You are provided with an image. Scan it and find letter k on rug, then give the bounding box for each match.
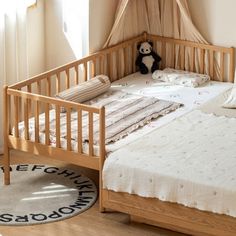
[0,164,97,225]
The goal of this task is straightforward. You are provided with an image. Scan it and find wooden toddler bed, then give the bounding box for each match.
[3,32,235,235]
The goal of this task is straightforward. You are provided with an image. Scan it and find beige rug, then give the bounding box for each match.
[0,164,97,225]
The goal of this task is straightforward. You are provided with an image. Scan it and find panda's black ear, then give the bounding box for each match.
[137,43,141,50]
[148,41,153,47]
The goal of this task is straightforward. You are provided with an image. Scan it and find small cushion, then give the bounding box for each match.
[222,87,236,109]
[152,68,210,87]
[55,75,111,112]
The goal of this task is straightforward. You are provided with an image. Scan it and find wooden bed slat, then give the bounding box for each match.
[113,51,118,79]
[34,100,40,143]
[88,112,94,156]
[24,98,29,140]
[91,60,96,77]
[116,50,120,79]
[220,52,225,82]
[124,47,127,76]
[75,65,79,85]
[109,53,113,79]
[37,80,41,95]
[77,109,83,154]
[13,96,19,138]
[66,69,70,89]
[180,45,185,70]
[100,55,104,75]
[46,77,51,96]
[27,85,32,117]
[45,103,50,145]
[190,47,195,72]
[162,42,167,69]
[133,44,137,73]
[55,105,61,148]
[229,47,235,83]
[200,49,205,74]
[66,108,71,151]
[27,85,31,93]
[210,50,214,78]
[171,44,175,68]
[84,62,88,82]
[56,72,61,93]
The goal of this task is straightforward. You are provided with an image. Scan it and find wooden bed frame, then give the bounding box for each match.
[3,32,235,235]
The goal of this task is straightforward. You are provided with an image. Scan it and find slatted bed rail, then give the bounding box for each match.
[3,34,145,187]
[9,35,144,93]
[3,85,106,185]
[9,54,107,93]
[148,33,235,83]
[99,35,144,81]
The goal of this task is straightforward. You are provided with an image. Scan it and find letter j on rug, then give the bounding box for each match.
[0,164,97,225]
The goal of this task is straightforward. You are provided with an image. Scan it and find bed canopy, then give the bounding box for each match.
[104,0,217,78]
[104,0,207,47]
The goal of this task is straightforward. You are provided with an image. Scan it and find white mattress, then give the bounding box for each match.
[103,109,236,217]
[16,72,232,155]
[106,72,232,152]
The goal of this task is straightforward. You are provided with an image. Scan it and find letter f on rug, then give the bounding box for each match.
[0,164,97,225]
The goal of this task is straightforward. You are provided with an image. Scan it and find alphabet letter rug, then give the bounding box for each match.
[0,164,97,225]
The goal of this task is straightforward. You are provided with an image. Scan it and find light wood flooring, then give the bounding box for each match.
[0,150,186,236]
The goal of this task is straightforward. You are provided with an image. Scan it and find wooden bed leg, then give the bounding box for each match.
[99,106,106,213]
[3,85,10,185]
[3,147,10,185]
[99,173,106,213]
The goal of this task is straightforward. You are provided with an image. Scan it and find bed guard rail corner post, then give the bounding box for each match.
[99,106,106,212]
[143,31,148,41]
[3,85,10,185]
[229,47,235,83]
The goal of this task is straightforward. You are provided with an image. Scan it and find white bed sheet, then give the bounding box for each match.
[106,72,232,152]
[16,72,232,155]
[103,109,236,217]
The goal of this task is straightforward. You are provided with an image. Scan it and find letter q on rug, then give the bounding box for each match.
[0,164,97,225]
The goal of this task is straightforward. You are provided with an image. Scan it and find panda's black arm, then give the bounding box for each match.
[135,54,143,66]
[151,52,162,62]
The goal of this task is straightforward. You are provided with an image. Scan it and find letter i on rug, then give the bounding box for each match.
[0,164,97,225]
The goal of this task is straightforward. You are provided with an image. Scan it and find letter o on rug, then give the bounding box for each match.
[0,164,97,225]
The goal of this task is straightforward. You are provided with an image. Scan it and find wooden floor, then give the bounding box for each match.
[0,150,186,236]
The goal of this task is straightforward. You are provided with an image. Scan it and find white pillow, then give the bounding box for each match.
[152,68,210,87]
[55,75,111,111]
[222,87,236,108]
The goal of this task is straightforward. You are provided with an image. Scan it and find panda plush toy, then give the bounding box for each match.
[135,41,161,74]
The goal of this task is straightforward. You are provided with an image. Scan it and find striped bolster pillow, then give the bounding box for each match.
[55,75,111,111]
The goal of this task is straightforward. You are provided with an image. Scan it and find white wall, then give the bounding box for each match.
[45,0,80,70]
[189,0,236,69]
[27,0,45,76]
[89,0,118,53]
[45,0,117,70]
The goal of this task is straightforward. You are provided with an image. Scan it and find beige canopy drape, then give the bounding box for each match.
[104,0,215,77]
[104,0,207,46]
